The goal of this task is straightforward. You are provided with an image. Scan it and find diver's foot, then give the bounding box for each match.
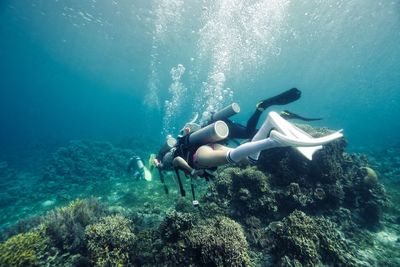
[280,110,322,121]
[256,88,301,111]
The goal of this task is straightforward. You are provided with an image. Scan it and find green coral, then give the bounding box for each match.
[134,229,156,266]
[156,212,250,266]
[230,167,277,218]
[0,228,49,267]
[270,210,358,266]
[159,210,196,243]
[85,215,136,266]
[204,166,276,221]
[155,211,197,265]
[43,198,106,252]
[187,216,250,267]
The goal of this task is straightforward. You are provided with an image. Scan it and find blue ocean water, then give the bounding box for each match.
[0,2,400,266]
[0,0,399,153]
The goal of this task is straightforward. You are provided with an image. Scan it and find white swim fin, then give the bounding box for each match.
[270,129,343,160]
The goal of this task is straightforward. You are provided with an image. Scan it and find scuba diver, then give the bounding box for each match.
[148,135,178,194]
[151,88,324,204]
[172,111,343,191]
[127,155,152,181]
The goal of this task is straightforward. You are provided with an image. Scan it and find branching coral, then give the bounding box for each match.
[0,228,49,267]
[202,166,277,222]
[85,215,136,266]
[269,210,358,266]
[186,216,250,267]
[43,198,106,252]
[155,211,250,266]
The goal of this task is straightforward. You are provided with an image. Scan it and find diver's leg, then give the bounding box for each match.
[244,88,302,136]
[250,110,301,146]
[256,88,301,111]
[250,112,275,142]
[245,109,262,137]
[226,138,281,163]
[248,111,301,161]
[226,120,250,139]
[194,145,231,168]
[249,111,343,161]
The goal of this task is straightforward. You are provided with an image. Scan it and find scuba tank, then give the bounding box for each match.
[128,156,145,180]
[208,103,240,123]
[133,156,145,180]
[188,120,229,145]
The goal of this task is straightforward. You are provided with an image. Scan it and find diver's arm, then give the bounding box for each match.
[173,156,193,174]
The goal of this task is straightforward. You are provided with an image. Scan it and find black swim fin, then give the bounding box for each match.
[256,88,301,110]
[280,110,322,121]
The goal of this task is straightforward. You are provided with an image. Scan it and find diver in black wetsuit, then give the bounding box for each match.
[208,88,321,140]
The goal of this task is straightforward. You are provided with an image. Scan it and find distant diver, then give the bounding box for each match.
[127,155,152,181]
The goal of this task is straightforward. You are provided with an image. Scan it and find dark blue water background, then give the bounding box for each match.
[1,0,399,157]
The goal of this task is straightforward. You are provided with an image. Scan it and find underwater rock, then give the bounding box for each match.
[85,215,136,266]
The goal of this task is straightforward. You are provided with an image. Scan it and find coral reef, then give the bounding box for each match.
[0,227,49,267]
[268,210,357,266]
[256,125,388,228]
[203,166,277,222]
[0,126,397,266]
[154,211,250,266]
[85,215,136,266]
[43,198,106,252]
[43,140,133,184]
[186,216,250,266]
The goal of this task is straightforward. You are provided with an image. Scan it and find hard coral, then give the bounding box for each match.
[159,210,196,243]
[0,228,49,267]
[43,140,133,183]
[230,167,277,218]
[204,167,277,221]
[85,215,136,266]
[256,124,388,228]
[155,211,197,265]
[43,198,106,252]
[270,210,357,266]
[187,216,250,267]
[156,212,250,266]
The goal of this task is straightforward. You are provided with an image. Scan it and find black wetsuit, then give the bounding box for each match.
[222,109,262,140]
[174,135,199,168]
